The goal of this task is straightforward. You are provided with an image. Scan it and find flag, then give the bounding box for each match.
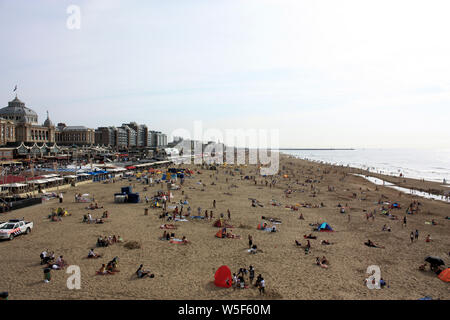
[13,85,17,92]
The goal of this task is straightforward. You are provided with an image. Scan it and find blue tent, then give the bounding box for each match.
[318,222,334,232]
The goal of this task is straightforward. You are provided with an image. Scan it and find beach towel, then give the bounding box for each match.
[169,239,184,244]
[174,218,188,222]
[190,216,204,219]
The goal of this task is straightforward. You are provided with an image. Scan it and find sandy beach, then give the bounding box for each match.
[0,154,448,300]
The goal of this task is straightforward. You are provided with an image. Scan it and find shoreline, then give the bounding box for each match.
[281,152,450,200]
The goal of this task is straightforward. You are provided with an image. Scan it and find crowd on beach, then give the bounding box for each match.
[3,155,447,299]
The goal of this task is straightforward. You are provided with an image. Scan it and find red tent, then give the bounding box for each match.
[438,268,450,282]
[214,265,232,288]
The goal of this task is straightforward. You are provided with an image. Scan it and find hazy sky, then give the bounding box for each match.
[1,0,450,148]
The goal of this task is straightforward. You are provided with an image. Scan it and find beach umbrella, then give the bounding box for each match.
[425,256,445,266]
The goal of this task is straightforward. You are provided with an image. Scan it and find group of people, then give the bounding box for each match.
[232,266,265,294]
[97,257,120,275]
[97,235,123,247]
[83,213,104,224]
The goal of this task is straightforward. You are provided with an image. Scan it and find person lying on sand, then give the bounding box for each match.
[226,230,241,239]
[160,224,176,229]
[136,264,154,278]
[364,240,385,249]
[321,240,332,245]
[261,216,281,223]
[304,234,317,239]
[88,248,101,259]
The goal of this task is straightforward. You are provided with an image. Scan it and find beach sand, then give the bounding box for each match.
[0,155,448,300]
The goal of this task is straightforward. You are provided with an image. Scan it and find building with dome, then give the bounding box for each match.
[0,96,56,145]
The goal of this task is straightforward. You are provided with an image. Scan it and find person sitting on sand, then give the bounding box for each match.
[88,248,101,259]
[97,236,107,247]
[102,211,109,218]
[316,257,328,269]
[106,257,120,273]
[425,234,432,242]
[295,240,302,247]
[271,226,277,232]
[50,256,67,269]
[419,264,427,271]
[40,250,54,265]
[299,213,304,220]
[97,264,114,275]
[182,236,189,244]
[321,240,331,245]
[249,244,258,254]
[161,230,167,240]
[136,264,154,278]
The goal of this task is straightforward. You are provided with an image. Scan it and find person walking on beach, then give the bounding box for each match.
[249,266,255,284]
[410,232,414,243]
[59,192,63,203]
[258,277,265,295]
[415,229,419,240]
[227,209,231,220]
[248,234,253,248]
[213,199,216,209]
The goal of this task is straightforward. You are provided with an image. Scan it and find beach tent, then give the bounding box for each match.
[257,222,267,230]
[215,228,226,238]
[438,268,450,282]
[214,265,232,288]
[318,222,334,232]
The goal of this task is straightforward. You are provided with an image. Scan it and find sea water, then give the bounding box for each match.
[281,148,450,184]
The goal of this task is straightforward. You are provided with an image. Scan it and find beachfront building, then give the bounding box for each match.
[123,122,149,148]
[55,123,95,146]
[149,130,167,148]
[0,96,56,145]
[121,124,137,148]
[95,127,116,147]
[115,127,128,149]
